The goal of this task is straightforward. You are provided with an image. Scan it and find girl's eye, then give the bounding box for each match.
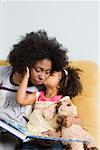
[50,73,54,76]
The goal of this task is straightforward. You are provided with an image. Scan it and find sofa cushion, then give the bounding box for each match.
[0,60,9,66]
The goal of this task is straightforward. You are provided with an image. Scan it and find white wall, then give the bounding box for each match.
[0,1,99,64]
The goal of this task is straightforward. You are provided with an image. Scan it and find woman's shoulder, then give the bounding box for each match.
[0,65,12,72]
[0,66,12,79]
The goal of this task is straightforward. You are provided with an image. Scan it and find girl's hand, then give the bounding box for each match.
[63,115,80,128]
[41,130,54,137]
[65,115,74,128]
[24,67,30,79]
[41,130,60,138]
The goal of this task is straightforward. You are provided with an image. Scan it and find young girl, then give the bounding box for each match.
[16,67,98,149]
[16,66,82,136]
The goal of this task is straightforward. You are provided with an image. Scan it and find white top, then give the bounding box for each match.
[0,66,38,124]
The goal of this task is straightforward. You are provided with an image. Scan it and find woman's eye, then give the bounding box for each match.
[34,68,41,72]
[46,71,50,74]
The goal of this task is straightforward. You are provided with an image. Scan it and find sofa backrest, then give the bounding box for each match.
[0,60,99,147]
[69,60,99,147]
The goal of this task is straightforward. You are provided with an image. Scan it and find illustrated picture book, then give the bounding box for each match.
[0,111,88,143]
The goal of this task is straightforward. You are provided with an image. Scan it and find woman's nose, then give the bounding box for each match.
[38,72,46,80]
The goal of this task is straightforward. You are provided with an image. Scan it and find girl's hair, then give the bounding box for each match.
[58,66,82,98]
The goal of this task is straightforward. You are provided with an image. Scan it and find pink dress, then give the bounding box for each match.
[27,91,63,136]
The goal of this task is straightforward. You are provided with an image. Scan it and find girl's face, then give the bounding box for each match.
[44,71,62,89]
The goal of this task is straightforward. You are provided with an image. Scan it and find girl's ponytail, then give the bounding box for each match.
[65,66,83,98]
[59,66,83,98]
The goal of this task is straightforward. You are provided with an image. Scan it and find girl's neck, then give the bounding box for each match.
[45,88,58,98]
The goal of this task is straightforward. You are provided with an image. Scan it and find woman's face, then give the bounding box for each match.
[30,59,52,86]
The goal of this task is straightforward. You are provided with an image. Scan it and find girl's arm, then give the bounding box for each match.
[16,67,36,106]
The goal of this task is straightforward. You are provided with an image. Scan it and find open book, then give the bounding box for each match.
[0,112,88,143]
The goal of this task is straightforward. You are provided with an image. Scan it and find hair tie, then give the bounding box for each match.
[63,69,68,76]
[63,69,68,87]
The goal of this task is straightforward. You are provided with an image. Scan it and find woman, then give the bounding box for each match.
[0,30,68,150]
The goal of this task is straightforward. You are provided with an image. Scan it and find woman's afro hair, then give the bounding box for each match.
[8,30,69,73]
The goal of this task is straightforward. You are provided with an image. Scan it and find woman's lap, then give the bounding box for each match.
[19,141,63,150]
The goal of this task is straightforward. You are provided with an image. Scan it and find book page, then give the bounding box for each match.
[0,120,26,141]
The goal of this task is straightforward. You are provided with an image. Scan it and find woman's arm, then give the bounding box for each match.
[16,67,36,106]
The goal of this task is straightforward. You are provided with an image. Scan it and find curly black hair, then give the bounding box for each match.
[8,30,68,74]
[58,66,83,98]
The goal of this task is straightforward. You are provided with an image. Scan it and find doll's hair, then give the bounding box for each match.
[57,115,68,128]
[58,66,83,98]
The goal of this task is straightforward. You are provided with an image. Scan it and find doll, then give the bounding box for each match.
[50,100,98,150]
